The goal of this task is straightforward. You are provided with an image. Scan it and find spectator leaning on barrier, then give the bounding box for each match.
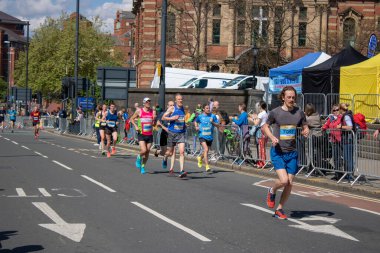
[231,103,248,127]
[262,86,309,220]
[339,103,355,182]
[374,128,380,139]
[322,104,343,180]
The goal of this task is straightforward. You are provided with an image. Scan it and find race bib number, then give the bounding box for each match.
[201,126,212,136]
[107,121,116,128]
[143,124,152,132]
[280,125,296,140]
[33,117,39,121]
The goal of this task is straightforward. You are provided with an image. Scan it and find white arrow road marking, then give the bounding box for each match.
[21,145,30,150]
[52,160,73,171]
[12,141,19,145]
[32,202,86,242]
[132,201,211,242]
[4,137,10,141]
[241,203,359,242]
[299,215,340,224]
[81,175,116,193]
[350,207,380,216]
[8,188,39,197]
[38,188,52,197]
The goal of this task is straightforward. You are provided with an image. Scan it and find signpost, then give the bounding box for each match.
[96,67,136,105]
[367,34,378,58]
[77,97,95,111]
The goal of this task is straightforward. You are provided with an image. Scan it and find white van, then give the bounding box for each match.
[179,73,248,89]
[151,67,207,88]
[222,76,255,90]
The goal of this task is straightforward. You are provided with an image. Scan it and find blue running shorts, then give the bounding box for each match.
[270,146,298,175]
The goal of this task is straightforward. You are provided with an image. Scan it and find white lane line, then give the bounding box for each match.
[61,146,66,149]
[34,151,48,158]
[4,137,10,141]
[12,141,19,145]
[81,175,116,193]
[52,160,73,171]
[131,201,211,242]
[350,207,380,216]
[21,145,30,150]
[91,156,97,158]
[16,188,27,197]
[38,188,52,197]
[81,153,88,156]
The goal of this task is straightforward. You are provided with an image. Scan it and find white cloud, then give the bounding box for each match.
[1,0,133,34]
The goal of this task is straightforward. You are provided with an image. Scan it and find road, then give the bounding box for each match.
[0,129,379,253]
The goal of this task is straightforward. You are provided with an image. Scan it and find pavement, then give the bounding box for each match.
[1,129,379,253]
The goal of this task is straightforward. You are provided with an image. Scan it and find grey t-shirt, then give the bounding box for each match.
[267,106,307,152]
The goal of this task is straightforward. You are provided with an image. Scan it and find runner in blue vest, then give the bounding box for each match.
[194,103,219,173]
[161,93,187,178]
[7,106,17,133]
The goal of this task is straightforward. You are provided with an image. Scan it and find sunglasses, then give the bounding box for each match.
[332,109,339,112]
[145,100,151,103]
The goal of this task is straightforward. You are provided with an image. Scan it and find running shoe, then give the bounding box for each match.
[111,147,116,155]
[169,168,174,174]
[205,165,211,173]
[197,156,203,168]
[107,151,111,158]
[179,171,187,178]
[136,155,142,169]
[274,209,287,220]
[162,158,168,169]
[140,164,146,174]
[266,188,276,209]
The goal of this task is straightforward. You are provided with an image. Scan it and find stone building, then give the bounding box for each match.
[132,0,378,88]
[0,11,27,89]
[113,10,136,67]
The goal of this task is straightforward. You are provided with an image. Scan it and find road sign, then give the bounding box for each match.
[10,87,32,103]
[77,97,95,111]
[367,34,378,58]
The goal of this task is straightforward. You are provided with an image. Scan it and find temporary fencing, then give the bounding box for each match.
[353,129,380,185]
[303,93,326,116]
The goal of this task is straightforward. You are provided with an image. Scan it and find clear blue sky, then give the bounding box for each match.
[0,0,133,33]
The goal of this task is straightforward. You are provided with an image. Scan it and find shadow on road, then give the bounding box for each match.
[0,231,44,252]
[290,210,335,218]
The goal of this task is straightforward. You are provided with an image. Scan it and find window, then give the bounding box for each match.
[237,1,246,17]
[213,4,221,16]
[343,18,356,47]
[116,22,121,29]
[212,19,221,44]
[167,12,176,44]
[275,7,283,21]
[274,22,281,46]
[299,7,307,21]
[251,6,268,45]
[210,65,220,72]
[298,22,307,46]
[237,20,246,45]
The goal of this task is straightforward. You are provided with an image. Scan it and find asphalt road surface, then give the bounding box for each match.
[0,129,379,253]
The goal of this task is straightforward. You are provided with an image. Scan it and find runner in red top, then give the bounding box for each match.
[30,106,41,139]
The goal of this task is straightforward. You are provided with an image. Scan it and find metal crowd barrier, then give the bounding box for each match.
[303,93,326,116]
[353,129,380,185]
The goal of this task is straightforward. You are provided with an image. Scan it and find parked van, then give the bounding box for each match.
[179,73,248,89]
[151,67,207,88]
[222,76,255,90]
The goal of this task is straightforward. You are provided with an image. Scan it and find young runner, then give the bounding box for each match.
[30,106,41,139]
[162,93,187,178]
[0,106,6,132]
[7,106,17,133]
[131,97,156,174]
[96,104,108,155]
[103,103,119,158]
[262,86,309,220]
[194,104,219,173]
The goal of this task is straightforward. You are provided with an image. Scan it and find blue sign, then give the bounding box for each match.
[367,34,378,58]
[269,73,302,93]
[77,97,95,111]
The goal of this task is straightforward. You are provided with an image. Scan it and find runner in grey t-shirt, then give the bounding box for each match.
[262,86,309,220]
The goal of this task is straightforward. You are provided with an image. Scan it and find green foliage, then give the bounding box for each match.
[0,77,8,102]
[14,14,123,98]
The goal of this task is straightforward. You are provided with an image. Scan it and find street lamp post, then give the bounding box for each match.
[4,41,11,104]
[158,0,167,110]
[252,43,260,90]
[73,0,80,120]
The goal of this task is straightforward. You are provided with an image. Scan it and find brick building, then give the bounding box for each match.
[0,11,27,89]
[113,10,136,67]
[131,0,379,88]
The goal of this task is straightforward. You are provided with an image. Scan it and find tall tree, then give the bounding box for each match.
[14,14,123,98]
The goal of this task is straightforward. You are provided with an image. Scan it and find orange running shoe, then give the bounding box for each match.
[266,188,276,209]
[107,151,111,158]
[274,209,288,220]
[111,147,116,155]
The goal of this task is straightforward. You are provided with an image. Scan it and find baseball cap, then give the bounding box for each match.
[143,97,151,103]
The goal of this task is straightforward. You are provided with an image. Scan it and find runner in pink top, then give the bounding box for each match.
[130,97,156,174]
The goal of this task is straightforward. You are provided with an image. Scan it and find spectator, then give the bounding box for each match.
[134,103,140,111]
[304,103,323,173]
[322,104,343,180]
[305,103,321,128]
[340,103,355,182]
[251,101,268,167]
[208,97,214,112]
[374,128,380,139]
[184,105,191,123]
[232,103,248,127]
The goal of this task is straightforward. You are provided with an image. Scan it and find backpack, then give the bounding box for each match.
[353,113,367,139]
[219,110,230,125]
